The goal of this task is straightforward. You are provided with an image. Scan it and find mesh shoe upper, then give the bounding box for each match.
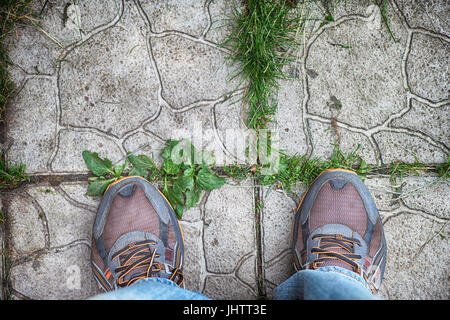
[293,169,387,293]
[91,177,184,292]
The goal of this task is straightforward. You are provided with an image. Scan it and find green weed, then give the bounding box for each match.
[375,0,397,42]
[224,0,398,131]
[389,161,427,186]
[0,0,34,121]
[387,153,450,185]
[435,156,450,179]
[255,144,371,192]
[83,140,449,218]
[83,140,225,219]
[0,151,29,189]
[222,163,253,182]
[224,0,302,130]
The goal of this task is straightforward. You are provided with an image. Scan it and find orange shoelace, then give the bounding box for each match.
[310,234,362,273]
[112,239,183,287]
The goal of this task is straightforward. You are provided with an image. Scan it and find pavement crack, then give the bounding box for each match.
[200,0,213,40]
[409,93,450,109]
[252,177,265,299]
[59,0,125,61]
[401,29,413,92]
[410,27,450,44]
[24,192,51,250]
[54,186,96,214]
[380,126,449,154]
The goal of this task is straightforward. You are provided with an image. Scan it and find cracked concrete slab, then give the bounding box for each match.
[400,176,450,219]
[139,0,209,36]
[305,16,407,130]
[383,213,449,300]
[26,186,95,248]
[205,0,241,44]
[203,179,256,274]
[261,188,297,264]
[6,193,47,257]
[30,0,121,47]
[9,244,98,300]
[407,32,449,103]
[4,25,60,75]
[122,130,166,165]
[261,183,308,299]
[270,78,308,157]
[59,3,159,138]
[396,0,450,37]
[391,99,450,148]
[4,78,57,174]
[51,129,124,173]
[365,176,400,213]
[374,130,448,164]
[309,119,378,164]
[2,0,449,300]
[214,92,256,165]
[178,220,204,292]
[150,34,236,109]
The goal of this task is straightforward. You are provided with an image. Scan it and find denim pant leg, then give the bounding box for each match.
[274,266,379,300]
[89,266,377,300]
[88,277,211,300]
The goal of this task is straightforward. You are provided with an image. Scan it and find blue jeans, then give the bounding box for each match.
[89,266,377,300]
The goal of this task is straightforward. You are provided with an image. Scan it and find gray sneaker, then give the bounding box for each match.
[292,169,387,293]
[91,176,184,292]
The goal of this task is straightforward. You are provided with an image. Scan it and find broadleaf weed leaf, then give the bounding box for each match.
[87,178,115,196]
[163,158,181,175]
[83,139,226,219]
[174,203,184,219]
[175,175,194,192]
[161,140,180,160]
[196,168,226,191]
[165,183,184,207]
[200,150,216,167]
[113,160,128,177]
[128,154,154,169]
[128,167,148,178]
[82,150,113,176]
[183,167,195,177]
[185,188,201,209]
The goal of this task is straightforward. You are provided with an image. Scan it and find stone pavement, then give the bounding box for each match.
[0,0,449,300]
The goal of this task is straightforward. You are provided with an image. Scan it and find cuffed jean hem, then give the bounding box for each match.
[274,266,379,300]
[88,277,210,300]
[89,266,379,300]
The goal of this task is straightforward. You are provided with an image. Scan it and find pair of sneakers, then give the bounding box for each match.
[91,169,387,295]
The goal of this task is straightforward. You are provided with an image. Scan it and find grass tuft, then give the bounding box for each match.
[0,151,29,190]
[255,144,371,192]
[435,156,450,179]
[224,0,399,131]
[82,140,226,219]
[224,0,302,130]
[0,0,34,121]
